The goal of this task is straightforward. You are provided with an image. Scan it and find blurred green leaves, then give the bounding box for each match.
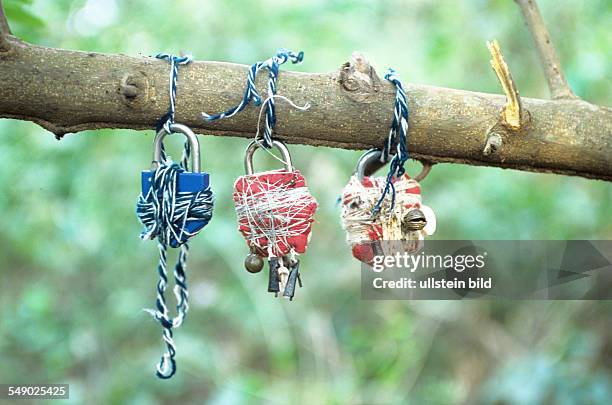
[0,0,610,403]
[4,0,45,38]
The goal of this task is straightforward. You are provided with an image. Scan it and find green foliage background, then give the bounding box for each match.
[0,0,610,403]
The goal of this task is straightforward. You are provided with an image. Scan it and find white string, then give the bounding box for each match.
[253,95,310,169]
[235,174,316,258]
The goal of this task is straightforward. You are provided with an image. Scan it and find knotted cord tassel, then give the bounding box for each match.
[147,243,188,379]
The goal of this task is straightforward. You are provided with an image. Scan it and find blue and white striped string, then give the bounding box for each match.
[141,52,212,379]
[156,53,193,169]
[137,162,214,379]
[372,68,410,215]
[202,49,304,148]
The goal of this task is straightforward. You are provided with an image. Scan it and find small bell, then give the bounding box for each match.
[402,208,427,232]
[244,253,264,273]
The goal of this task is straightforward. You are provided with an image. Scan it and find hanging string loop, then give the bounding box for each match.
[202,48,304,148]
[155,53,193,169]
[372,68,411,215]
[138,53,214,380]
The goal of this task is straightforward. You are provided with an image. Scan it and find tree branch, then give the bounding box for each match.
[0,36,610,180]
[0,0,12,52]
[515,0,577,100]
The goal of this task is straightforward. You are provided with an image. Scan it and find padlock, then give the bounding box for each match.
[234,140,317,258]
[233,140,317,298]
[341,149,436,263]
[141,123,211,248]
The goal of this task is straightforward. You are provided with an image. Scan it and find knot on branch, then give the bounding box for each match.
[338,51,382,103]
[0,37,13,55]
[483,131,503,156]
[120,71,149,107]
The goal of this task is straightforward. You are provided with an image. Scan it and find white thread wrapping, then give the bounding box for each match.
[234,170,317,257]
[340,174,435,244]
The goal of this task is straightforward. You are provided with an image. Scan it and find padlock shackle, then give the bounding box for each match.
[356,148,432,182]
[152,123,201,173]
[356,149,386,182]
[244,140,293,175]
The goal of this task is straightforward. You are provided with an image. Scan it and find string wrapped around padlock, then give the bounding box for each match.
[234,170,317,257]
[136,52,214,379]
[202,48,304,148]
[340,169,435,262]
[137,162,214,246]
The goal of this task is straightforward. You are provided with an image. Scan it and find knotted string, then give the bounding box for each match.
[372,68,410,215]
[156,53,193,169]
[137,162,214,379]
[202,48,304,148]
[253,94,310,164]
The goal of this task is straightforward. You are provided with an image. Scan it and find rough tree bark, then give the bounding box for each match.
[0,3,610,181]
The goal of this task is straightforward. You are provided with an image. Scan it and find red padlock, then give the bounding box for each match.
[340,149,436,264]
[233,140,318,298]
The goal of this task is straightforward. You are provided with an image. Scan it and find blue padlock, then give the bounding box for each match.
[141,123,210,247]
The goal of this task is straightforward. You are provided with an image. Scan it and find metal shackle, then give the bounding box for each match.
[244,140,293,175]
[356,149,386,182]
[152,123,201,172]
[356,148,432,182]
